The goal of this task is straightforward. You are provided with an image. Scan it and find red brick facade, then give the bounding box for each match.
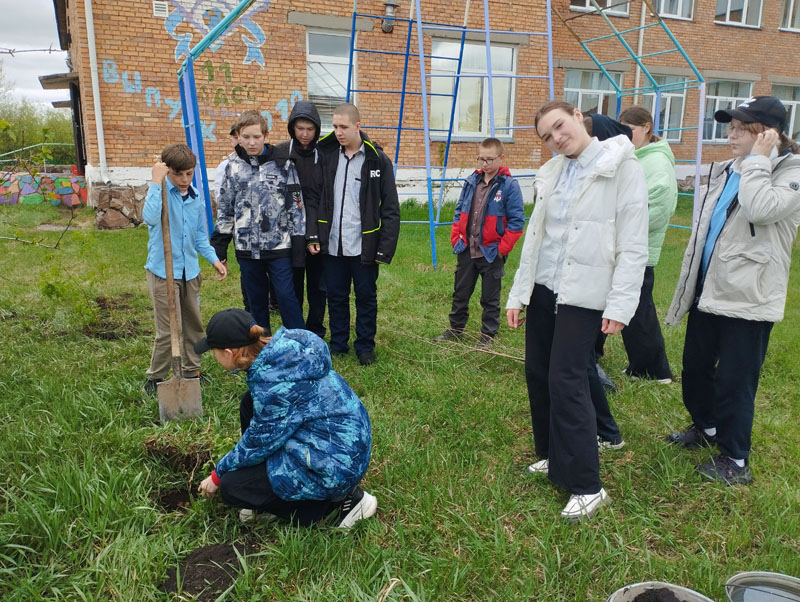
[58,0,800,180]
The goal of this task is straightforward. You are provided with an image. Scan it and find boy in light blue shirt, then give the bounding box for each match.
[142,143,227,395]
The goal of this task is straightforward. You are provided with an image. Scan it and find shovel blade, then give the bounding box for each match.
[157,376,203,422]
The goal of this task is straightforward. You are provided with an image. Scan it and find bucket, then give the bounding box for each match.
[607,581,715,602]
[725,572,800,602]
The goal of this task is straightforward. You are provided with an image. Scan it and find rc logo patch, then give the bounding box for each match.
[370,170,381,178]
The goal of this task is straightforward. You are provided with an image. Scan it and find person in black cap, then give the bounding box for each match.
[195,308,377,528]
[665,96,800,485]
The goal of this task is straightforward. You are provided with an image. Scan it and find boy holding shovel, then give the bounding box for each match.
[143,143,227,395]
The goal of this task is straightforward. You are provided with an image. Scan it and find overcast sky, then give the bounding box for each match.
[2,0,70,107]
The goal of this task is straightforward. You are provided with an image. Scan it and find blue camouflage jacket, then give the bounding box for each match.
[215,145,305,260]
[215,328,372,501]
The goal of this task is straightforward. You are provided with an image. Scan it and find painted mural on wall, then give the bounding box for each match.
[0,174,88,207]
[165,0,271,66]
[100,0,303,142]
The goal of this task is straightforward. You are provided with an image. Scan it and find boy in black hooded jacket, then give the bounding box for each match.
[274,101,327,338]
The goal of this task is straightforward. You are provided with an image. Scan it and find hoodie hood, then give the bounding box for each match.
[287,100,322,145]
[247,327,330,384]
[635,138,675,166]
[590,114,633,142]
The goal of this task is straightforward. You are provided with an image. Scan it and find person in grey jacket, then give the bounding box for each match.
[213,110,305,336]
[665,96,800,485]
[506,101,648,521]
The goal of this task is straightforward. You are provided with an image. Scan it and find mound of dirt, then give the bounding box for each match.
[632,588,686,602]
[84,293,142,339]
[160,542,259,601]
[143,435,211,475]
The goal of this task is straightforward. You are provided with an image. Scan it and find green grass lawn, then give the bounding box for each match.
[1,198,798,601]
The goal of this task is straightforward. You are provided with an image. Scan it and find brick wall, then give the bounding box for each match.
[65,0,800,179]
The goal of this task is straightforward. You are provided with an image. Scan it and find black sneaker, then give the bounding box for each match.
[666,425,717,449]
[333,487,378,528]
[477,334,494,348]
[330,348,349,357]
[696,454,753,485]
[433,328,464,342]
[358,351,377,366]
[142,378,161,396]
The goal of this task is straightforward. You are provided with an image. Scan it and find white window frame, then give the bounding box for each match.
[772,84,800,142]
[564,69,623,117]
[306,29,353,133]
[429,40,518,141]
[714,0,763,29]
[781,0,800,31]
[703,81,754,143]
[640,76,687,143]
[656,0,694,20]
[569,0,630,17]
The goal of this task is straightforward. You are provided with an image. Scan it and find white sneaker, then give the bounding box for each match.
[598,436,626,450]
[238,508,278,524]
[560,488,611,521]
[336,489,378,528]
[656,377,673,385]
[527,458,549,474]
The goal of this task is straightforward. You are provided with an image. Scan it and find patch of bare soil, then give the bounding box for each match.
[143,434,211,475]
[160,542,259,601]
[632,588,686,602]
[83,293,142,340]
[154,488,194,512]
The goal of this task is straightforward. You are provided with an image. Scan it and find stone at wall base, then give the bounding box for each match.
[93,184,148,230]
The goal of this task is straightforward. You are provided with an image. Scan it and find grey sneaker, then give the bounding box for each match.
[667,425,717,449]
[477,333,494,348]
[238,508,279,524]
[696,455,753,486]
[433,329,464,342]
[598,436,626,450]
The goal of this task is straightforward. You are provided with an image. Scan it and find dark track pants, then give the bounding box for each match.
[681,307,772,460]
[622,266,672,380]
[448,252,504,337]
[524,284,603,495]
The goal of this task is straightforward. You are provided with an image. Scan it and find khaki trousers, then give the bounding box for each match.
[146,270,204,380]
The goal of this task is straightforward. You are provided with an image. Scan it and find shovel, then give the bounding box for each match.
[157,180,203,422]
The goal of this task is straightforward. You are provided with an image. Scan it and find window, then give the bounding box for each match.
[430,40,516,138]
[782,0,800,30]
[772,84,800,141]
[640,75,687,142]
[657,0,693,19]
[715,0,762,27]
[307,30,352,132]
[703,80,753,142]
[569,0,630,16]
[564,70,623,116]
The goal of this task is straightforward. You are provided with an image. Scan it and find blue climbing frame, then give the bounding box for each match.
[554,0,706,220]
[176,0,258,234]
[346,0,554,268]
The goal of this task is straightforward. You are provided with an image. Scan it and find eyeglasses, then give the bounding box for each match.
[725,124,751,137]
[476,156,499,164]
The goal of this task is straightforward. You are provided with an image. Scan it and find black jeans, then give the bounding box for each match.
[622,266,672,380]
[304,251,327,338]
[448,252,504,337]
[681,307,772,460]
[525,284,603,495]
[324,255,379,355]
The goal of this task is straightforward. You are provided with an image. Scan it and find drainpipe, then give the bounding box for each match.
[634,1,646,105]
[84,0,111,184]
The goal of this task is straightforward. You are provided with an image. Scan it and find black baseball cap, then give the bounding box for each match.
[229,123,238,136]
[194,308,259,354]
[714,96,788,132]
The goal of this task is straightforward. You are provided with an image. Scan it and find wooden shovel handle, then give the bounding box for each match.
[160,182,182,367]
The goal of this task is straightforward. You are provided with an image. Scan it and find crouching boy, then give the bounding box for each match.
[196,308,378,528]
